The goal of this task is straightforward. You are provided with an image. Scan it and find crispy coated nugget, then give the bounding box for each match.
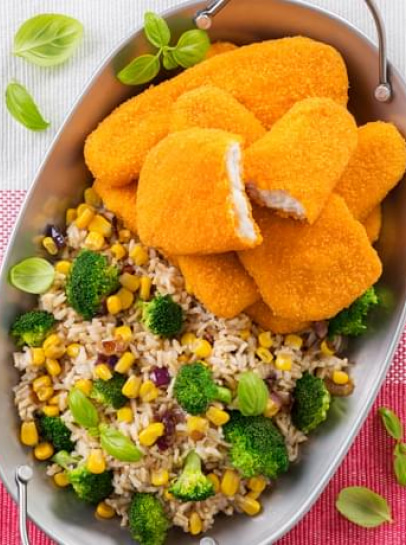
[245,98,357,223]
[335,122,406,220]
[170,86,266,146]
[363,205,382,244]
[93,180,138,233]
[238,196,382,322]
[178,253,260,318]
[245,300,311,334]
[205,41,238,58]
[137,128,262,255]
[85,37,349,187]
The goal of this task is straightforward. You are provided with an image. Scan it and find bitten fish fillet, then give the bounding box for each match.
[93,180,138,234]
[170,86,266,146]
[85,37,349,187]
[245,98,358,223]
[335,122,406,220]
[363,205,382,244]
[238,196,382,322]
[205,41,238,58]
[137,128,262,255]
[178,253,260,319]
[245,300,311,334]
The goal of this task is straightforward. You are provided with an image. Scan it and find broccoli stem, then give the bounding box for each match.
[215,386,232,405]
[183,450,201,473]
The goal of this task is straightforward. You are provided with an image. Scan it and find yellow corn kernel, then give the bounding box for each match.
[181,332,196,347]
[119,273,140,292]
[256,347,274,364]
[263,398,280,418]
[115,352,136,374]
[43,405,60,417]
[247,490,261,500]
[31,347,45,366]
[206,407,230,427]
[77,203,93,216]
[67,343,81,358]
[240,329,251,341]
[248,476,267,494]
[117,288,134,310]
[114,325,133,343]
[238,495,262,516]
[332,370,349,385]
[122,375,142,398]
[55,260,71,275]
[275,354,293,372]
[88,214,112,237]
[221,469,240,497]
[95,364,113,381]
[151,469,169,487]
[87,449,106,474]
[37,386,54,402]
[66,208,77,224]
[130,244,149,266]
[43,334,62,349]
[53,472,70,488]
[107,295,122,315]
[118,229,131,243]
[84,187,102,208]
[117,407,134,423]
[43,334,65,359]
[20,422,39,447]
[139,380,159,402]
[34,442,54,461]
[42,236,58,256]
[33,375,52,392]
[207,473,220,494]
[139,276,152,301]
[187,416,209,441]
[164,489,174,501]
[49,394,60,405]
[321,340,335,356]
[111,243,127,260]
[96,501,115,519]
[189,512,202,536]
[193,339,212,359]
[45,358,62,377]
[75,378,93,396]
[84,231,105,251]
[75,207,95,230]
[285,334,303,349]
[139,423,165,446]
[258,331,273,348]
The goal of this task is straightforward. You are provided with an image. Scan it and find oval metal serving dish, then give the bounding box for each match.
[1,1,406,544]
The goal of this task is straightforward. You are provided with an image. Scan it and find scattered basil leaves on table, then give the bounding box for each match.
[379,407,403,441]
[5,82,49,131]
[336,487,392,528]
[379,406,406,487]
[237,371,269,416]
[99,424,143,462]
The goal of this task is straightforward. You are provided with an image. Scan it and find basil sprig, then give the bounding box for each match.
[379,406,406,487]
[99,424,142,462]
[336,487,392,528]
[237,372,269,416]
[117,11,210,86]
[68,388,99,433]
[6,82,49,131]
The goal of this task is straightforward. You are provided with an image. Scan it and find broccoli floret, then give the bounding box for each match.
[66,250,119,319]
[173,362,232,415]
[223,411,289,479]
[129,493,170,545]
[169,450,215,502]
[67,466,113,504]
[140,294,183,338]
[10,310,55,347]
[90,372,127,409]
[38,416,74,452]
[291,372,331,434]
[328,287,379,337]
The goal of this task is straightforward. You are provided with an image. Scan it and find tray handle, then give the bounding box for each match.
[16,465,33,545]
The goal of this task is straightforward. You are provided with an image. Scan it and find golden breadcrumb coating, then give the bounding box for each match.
[335,122,406,220]
[136,128,262,255]
[170,86,266,146]
[93,180,138,233]
[245,300,311,334]
[238,196,382,322]
[85,37,348,187]
[205,42,238,58]
[363,205,382,244]
[177,253,260,319]
[244,98,357,224]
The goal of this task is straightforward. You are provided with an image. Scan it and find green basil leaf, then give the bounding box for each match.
[13,14,83,67]
[68,388,99,430]
[379,407,403,441]
[394,453,406,486]
[336,487,392,528]
[6,82,49,131]
[172,29,210,68]
[237,371,269,416]
[144,12,170,48]
[162,47,179,70]
[398,442,406,455]
[117,54,161,86]
[99,424,142,462]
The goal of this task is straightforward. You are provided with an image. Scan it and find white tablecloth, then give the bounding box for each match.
[1,0,404,191]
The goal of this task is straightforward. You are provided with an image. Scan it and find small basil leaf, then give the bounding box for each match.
[99,424,142,462]
[6,82,49,131]
[398,443,406,455]
[162,47,179,70]
[144,12,170,48]
[13,14,83,67]
[379,407,403,441]
[68,388,99,430]
[172,29,210,68]
[237,371,269,416]
[117,54,161,86]
[394,453,406,486]
[336,487,392,528]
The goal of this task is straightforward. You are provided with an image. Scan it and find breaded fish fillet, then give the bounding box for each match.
[137,128,262,255]
[238,196,382,322]
[178,253,260,318]
[85,37,349,187]
[363,205,382,244]
[335,122,406,220]
[245,98,358,223]
[93,180,138,234]
[245,300,311,334]
[205,42,238,59]
[170,86,266,146]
